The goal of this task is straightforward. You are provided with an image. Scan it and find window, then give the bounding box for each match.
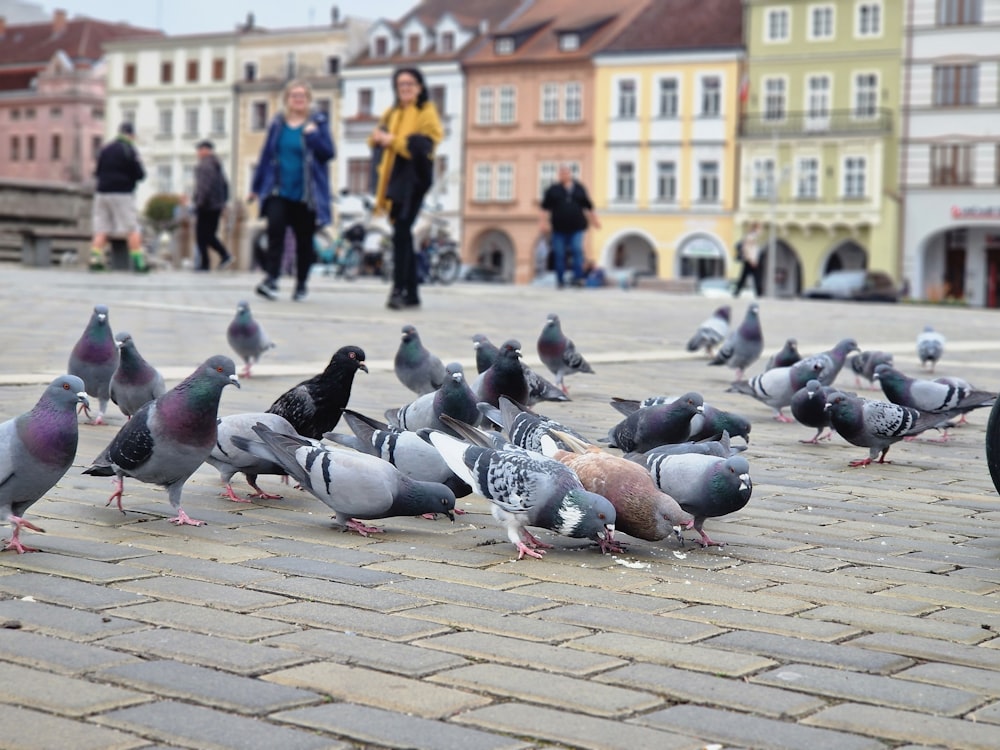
[51,134,61,161]
[124,62,137,86]
[212,58,225,81]
[810,5,834,38]
[843,156,866,197]
[558,33,579,51]
[161,61,173,84]
[539,162,558,199]
[156,164,172,193]
[158,108,173,136]
[439,31,455,53]
[477,87,494,124]
[375,37,388,57]
[766,8,790,41]
[347,158,370,194]
[497,163,514,201]
[541,83,559,122]
[656,161,677,202]
[243,62,257,82]
[474,163,492,201]
[326,56,340,75]
[498,85,515,124]
[857,1,882,35]
[25,135,35,161]
[753,158,774,198]
[699,161,719,202]
[315,98,331,117]
[617,79,637,118]
[615,162,635,202]
[495,37,514,55]
[933,65,979,106]
[25,108,35,120]
[564,82,582,122]
[250,101,268,131]
[10,109,19,120]
[50,106,62,118]
[430,85,447,116]
[184,107,199,136]
[807,75,831,122]
[797,157,819,198]
[938,0,981,24]
[211,107,226,135]
[701,76,721,117]
[92,106,104,119]
[10,136,19,161]
[358,88,373,117]
[121,109,136,127]
[286,52,296,80]
[854,73,878,117]
[764,78,786,120]
[186,60,199,83]
[407,34,421,55]
[931,144,973,185]
[659,78,678,118]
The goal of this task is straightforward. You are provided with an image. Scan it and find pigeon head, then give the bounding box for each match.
[327,345,369,375]
[93,304,110,324]
[833,338,861,360]
[499,340,522,360]
[719,455,752,506]
[195,355,241,391]
[871,363,895,384]
[397,478,457,521]
[824,391,852,414]
[446,362,465,382]
[556,488,616,543]
[400,325,420,343]
[716,305,731,322]
[21,375,88,463]
[115,331,133,350]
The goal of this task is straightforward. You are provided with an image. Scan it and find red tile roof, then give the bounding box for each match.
[0,15,161,68]
[600,0,743,53]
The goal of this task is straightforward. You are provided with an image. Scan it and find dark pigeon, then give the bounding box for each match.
[473,333,567,405]
[604,392,704,452]
[611,396,750,444]
[790,378,837,444]
[849,350,894,390]
[797,338,860,387]
[708,302,763,381]
[686,305,730,357]
[67,304,119,424]
[386,362,480,437]
[537,313,594,393]
[478,397,591,455]
[824,390,940,467]
[473,339,530,408]
[625,431,745,462]
[110,331,166,419]
[765,337,801,370]
[207,412,299,502]
[394,325,446,396]
[226,300,275,378]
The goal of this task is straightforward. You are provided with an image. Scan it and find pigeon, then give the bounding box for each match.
[537,313,595,393]
[765,337,801,370]
[109,332,166,419]
[0,375,89,552]
[207,412,300,502]
[394,325,446,396]
[642,453,752,547]
[241,422,455,535]
[625,431,744,462]
[849,350,894,390]
[473,334,568,405]
[266,345,368,439]
[873,363,995,438]
[428,429,618,559]
[478,397,591,455]
[824,390,941,467]
[67,303,119,425]
[917,326,945,372]
[386,362,480,437]
[473,339,530,407]
[708,302,763,380]
[790,379,837,443]
[83,355,240,525]
[226,300,275,378]
[686,305,730,357]
[604,392,704,452]
[726,358,825,422]
[609,396,751,444]
[797,338,860,387]
[934,376,978,425]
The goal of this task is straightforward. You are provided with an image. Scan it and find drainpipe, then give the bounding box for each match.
[897,0,914,296]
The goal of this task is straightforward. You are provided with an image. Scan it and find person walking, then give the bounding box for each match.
[539,164,601,288]
[733,222,763,297]
[192,140,233,271]
[249,79,335,302]
[370,66,443,310]
[90,122,146,272]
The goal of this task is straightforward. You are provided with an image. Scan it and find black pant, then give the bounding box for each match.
[195,208,229,270]
[390,207,419,303]
[263,197,315,290]
[734,261,762,296]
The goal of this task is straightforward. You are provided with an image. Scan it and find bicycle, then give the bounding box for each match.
[381,208,461,285]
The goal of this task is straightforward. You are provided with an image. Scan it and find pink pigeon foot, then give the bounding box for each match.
[4,517,45,553]
[598,535,628,554]
[521,529,554,550]
[168,509,205,526]
[774,413,795,423]
[849,457,872,467]
[246,478,283,500]
[221,484,253,503]
[345,518,384,536]
[515,541,546,560]
[105,477,125,512]
[693,520,724,547]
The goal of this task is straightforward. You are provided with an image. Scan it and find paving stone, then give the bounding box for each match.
[896,662,1000,697]
[368,559,526,589]
[801,546,956,573]
[764,583,938,615]
[428,663,662,718]
[369,540,510,568]
[924,606,1000,628]
[972,700,1000,725]
[720,546,852,572]
[803,702,1000,750]
[720,562,891,591]
[264,661,491,718]
[878,583,1000,612]
[511,581,684,613]
[489,559,661,590]
[113,575,291,613]
[798,605,994,644]
[97,660,322,715]
[0,572,148,610]
[0,599,143,641]
[0,660,149,716]
[96,700,341,750]
[597,663,826,718]
[704,630,914,674]
[664,603,860,640]
[622,577,812,615]
[4,534,154,561]
[246,537,393,565]
[274,703,531,750]
[537,603,723,642]
[112,533,272,563]
[416,630,627,676]
[399,603,593,643]
[95,629,309,676]
[249,575,421,612]
[849,632,1000,671]
[0,553,156,584]
[245,556,403,586]
[454,702,701,750]
[382,578,552,613]
[638,704,886,750]
[127,553,283,586]
[262,629,469,677]
[0,703,146,750]
[257,601,450,641]
[571,632,776,676]
[106,601,298,641]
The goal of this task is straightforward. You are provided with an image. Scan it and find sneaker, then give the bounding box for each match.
[386,291,406,310]
[292,287,308,302]
[256,281,278,301]
[217,256,234,271]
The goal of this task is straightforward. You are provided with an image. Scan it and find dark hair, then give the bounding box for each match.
[393,67,428,108]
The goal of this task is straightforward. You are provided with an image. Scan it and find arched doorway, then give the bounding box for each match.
[676,234,726,281]
[603,232,657,277]
[468,228,515,283]
[759,238,803,297]
[823,239,868,275]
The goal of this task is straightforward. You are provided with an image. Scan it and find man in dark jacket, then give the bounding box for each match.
[90,122,146,271]
[539,164,601,288]
[192,140,232,271]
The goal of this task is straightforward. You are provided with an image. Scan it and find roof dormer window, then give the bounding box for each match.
[495,37,514,55]
[374,36,388,57]
[558,33,579,51]
[407,33,421,55]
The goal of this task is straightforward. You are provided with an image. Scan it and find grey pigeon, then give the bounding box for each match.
[604,392,704,452]
[873,363,995,438]
[473,333,567,405]
[790,379,836,443]
[643,453,752,547]
[226,300,275,378]
[824,390,940,467]
[612,396,751,444]
[917,326,945,372]
[686,305,730,357]
[0,375,89,552]
[67,303,119,424]
[473,339,530,407]
[849,350,894,390]
[394,325,446,396]
[110,331,166,419]
[242,423,455,535]
[83,355,240,525]
[207,412,299,502]
[428,429,618,559]
[625,431,744,462]
[537,313,595,393]
[796,338,860,387]
[267,345,368,439]
[726,358,825,421]
[479,397,591,455]
[472,333,501,375]
[708,302,763,380]
[934,376,976,425]
[765,337,801,370]
[386,362,480,437]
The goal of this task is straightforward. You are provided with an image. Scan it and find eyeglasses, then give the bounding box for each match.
[396,81,418,88]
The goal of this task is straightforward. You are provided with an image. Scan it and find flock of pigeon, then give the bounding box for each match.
[1,297,991,560]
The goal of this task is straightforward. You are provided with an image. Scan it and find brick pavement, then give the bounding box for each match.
[0,266,997,750]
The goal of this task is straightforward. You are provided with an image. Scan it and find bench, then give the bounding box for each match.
[19,228,92,267]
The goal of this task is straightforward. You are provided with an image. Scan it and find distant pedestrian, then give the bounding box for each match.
[90,122,146,272]
[249,79,335,302]
[192,140,232,271]
[733,222,763,297]
[539,164,601,288]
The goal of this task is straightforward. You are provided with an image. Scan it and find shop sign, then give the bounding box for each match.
[951,206,1000,220]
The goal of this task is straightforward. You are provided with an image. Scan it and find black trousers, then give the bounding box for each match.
[195,208,229,269]
[734,261,763,296]
[263,197,315,289]
[390,207,419,303]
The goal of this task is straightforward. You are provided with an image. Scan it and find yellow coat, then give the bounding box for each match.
[369,102,443,215]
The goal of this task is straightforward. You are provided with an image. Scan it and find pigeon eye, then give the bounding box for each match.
[216,366,224,373]
[349,352,356,359]
[598,512,606,520]
[62,383,71,390]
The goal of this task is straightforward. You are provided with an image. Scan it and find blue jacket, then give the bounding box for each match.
[251,110,335,227]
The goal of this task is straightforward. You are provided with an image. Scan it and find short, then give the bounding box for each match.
[93,193,140,236]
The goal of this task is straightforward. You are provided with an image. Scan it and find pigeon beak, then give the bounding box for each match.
[358,363,369,374]
[229,374,241,389]
[696,405,704,413]
[77,392,90,409]
[97,314,107,322]
[604,523,615,538]
[739,474,751,491]
[446,510,455,522]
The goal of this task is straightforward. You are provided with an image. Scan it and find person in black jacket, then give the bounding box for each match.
[539,164,601,288]
[191,140,232,271]
[90,122,146,271]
